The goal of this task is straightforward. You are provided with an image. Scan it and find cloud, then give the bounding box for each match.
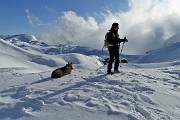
[40,11,101,48]
[40,0,180,54]
[122,0,180,54]
[25,9,49,27]
[45,5,56,13]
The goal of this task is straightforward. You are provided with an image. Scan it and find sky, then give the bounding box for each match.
[1,0,180,55]
[0,0,128,35]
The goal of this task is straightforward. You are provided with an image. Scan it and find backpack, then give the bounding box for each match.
[103,31,115,48]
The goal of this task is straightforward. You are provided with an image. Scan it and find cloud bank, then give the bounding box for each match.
[40,0,180,54]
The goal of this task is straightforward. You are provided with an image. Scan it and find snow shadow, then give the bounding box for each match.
[0,97,43,119]
[30,77,52,85]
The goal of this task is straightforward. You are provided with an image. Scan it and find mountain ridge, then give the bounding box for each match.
[0,34,180,64]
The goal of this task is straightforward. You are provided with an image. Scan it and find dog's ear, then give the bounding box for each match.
[67,62,72,66]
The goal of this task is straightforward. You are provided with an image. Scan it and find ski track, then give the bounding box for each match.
[0,66,180,120]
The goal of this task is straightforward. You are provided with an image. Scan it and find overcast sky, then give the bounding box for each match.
[1,0,180,54]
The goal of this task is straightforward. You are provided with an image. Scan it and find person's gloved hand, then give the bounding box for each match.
[124,37,128,42]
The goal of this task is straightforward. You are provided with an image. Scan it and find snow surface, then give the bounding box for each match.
[0,34,179,120]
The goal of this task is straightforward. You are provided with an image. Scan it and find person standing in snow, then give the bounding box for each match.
[106,22,128,74]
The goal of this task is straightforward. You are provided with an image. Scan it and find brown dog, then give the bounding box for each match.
[51,63,73,78]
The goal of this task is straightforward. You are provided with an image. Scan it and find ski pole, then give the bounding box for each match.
[120,42,125,54]
[119,42,125,71]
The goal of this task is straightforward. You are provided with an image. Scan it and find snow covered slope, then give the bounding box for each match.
[137,42,180,63]
[137,32,180,63]
[0,62,179,120]
[164,32,180,46]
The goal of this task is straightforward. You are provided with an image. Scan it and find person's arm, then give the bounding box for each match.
[119,37,128,43]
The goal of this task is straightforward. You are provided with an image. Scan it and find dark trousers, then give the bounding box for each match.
[107,45,120,72]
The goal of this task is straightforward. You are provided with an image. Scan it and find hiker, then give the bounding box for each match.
[106,22,128,74]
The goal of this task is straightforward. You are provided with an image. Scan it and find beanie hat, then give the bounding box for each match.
[109,22,119,31]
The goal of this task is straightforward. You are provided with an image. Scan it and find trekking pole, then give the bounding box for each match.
[120,42,125,54]
[119,42,125,71]
[102,45,104,51]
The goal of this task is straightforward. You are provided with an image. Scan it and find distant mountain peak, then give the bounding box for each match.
[3,34,38,42]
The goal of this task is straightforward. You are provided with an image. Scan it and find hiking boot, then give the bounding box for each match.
[114,69,120,73]
[107,71,114,75]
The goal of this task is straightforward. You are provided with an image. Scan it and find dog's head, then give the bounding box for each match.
[66,62,73,70]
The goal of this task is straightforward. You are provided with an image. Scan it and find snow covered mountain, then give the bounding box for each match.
[137,41,180,63]
[0,34,179,120]
[164,32,180,46]
[136,32,180,63]
[0,34,109,56]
